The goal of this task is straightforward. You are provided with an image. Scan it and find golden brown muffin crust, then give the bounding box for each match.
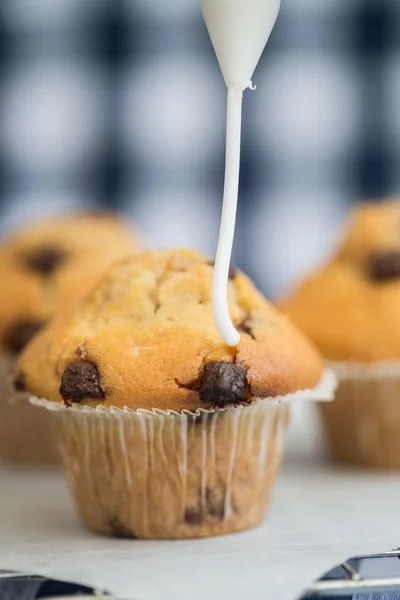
[0,212,140,354]
[17,248,323,412]
[283,199,400,362]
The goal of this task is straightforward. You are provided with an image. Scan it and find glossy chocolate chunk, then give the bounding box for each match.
[199,361,247,405]
[369,250,400,282]
[23,245,67,276]
[5,319,46,354]
[59,361,105,404]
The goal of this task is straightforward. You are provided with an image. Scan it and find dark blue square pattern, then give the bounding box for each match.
[0,0,398,296]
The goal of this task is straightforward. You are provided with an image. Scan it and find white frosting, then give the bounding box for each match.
[201,0,281,346]
[212,86,243,347]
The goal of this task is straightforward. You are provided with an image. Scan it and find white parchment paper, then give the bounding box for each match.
[0,461,398,600]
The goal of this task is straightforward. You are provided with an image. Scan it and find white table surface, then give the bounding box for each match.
[1,408,400,600]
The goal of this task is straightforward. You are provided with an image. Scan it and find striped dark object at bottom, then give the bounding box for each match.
[0,571,109,599]
[324,592,400,600]
[299,550,400,599]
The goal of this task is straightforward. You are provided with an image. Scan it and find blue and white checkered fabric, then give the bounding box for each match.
[0,0,399,296]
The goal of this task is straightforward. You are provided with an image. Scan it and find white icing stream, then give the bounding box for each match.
[201,0,281,346]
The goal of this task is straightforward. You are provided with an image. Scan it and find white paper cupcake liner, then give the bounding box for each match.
[0,353,59,465]
[321,361,400,468]
[29,369,336,538]
[329,360,400,380]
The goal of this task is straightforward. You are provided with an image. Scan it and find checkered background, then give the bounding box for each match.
[0,0,399,298]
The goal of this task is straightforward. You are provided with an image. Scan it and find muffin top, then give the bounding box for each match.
[16,248,323,412]
[283,200,400,362]
[0,212,140,355]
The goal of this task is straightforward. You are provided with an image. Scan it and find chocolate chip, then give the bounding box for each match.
[59,361,105,404]
[207,260,237,280]
[237,318,255,340]
[199,361,247,406]
[184,487,225,526]
[206,487,225,519]
[184,508,202,526]
[369,251,400,282]
[13,372,26,392]
[108,517,135,538]
[22,245,68,276]
[5,319,46,354]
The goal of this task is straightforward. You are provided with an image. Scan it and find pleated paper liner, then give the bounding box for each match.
[321,361,400,469]
[0,353,60,465]
[30,369,336,539]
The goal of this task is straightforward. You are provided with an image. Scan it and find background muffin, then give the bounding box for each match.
[284,199,400,468]
[0,211,141,464]
[17,248,334,538]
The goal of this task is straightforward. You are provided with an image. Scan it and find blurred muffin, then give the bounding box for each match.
[0,211,141,464]
[284,199,400,468]
[16,248,334,538]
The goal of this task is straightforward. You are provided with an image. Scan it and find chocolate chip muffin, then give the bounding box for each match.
[0,212,141,464]
[284,199,400,468]
[16,248,334,538]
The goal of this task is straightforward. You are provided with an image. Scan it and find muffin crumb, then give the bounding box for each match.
[76,344,88,360]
